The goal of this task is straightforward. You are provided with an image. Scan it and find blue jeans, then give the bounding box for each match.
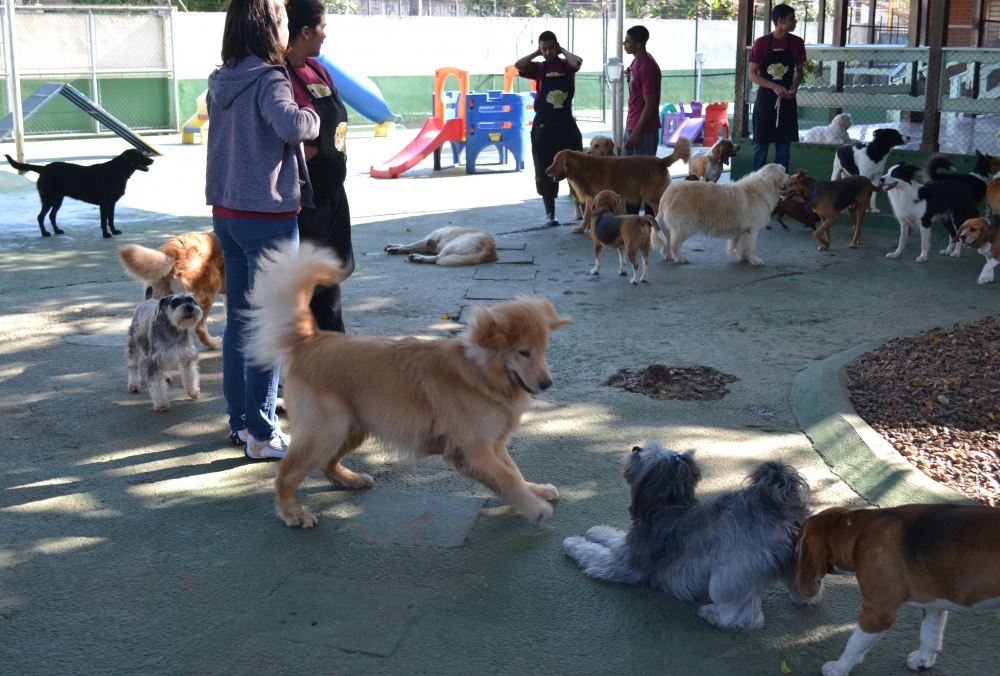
[752,142,791,173]
[212,215,298,440]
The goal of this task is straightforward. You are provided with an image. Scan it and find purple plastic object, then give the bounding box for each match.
[665,117,704,147]
[690,101,703,118]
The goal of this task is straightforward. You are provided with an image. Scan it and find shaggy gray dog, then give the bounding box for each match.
[126,293,201,411]
[563,441,817,631]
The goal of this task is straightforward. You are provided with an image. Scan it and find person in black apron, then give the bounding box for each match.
[286,0,353,333]
[748,4,804,173]
[515,32,584,226]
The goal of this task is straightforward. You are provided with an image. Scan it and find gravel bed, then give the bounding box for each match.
[846,317,1000,506]
[606,364,739,401]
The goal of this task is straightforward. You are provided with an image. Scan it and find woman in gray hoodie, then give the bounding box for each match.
[206,0,319,460]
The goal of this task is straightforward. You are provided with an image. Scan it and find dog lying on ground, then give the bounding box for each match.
[782,169,877,251]
[688,139,741,183]
[770,197,821,230]
[797,504,1000,676]
[118,232,225,349]
[653,163,788,265]
[587,190,658,284]
[831,128,909,213]
[800,113,853,145]
[957,215,1000,284]
[923,151,1000,205]
[126,294,201,412]
[246,242,571,528]
[546,136,691,234]
[564,442,814,632]
[879,163,980,261]
[6,150,153,238]
[384,226,498,266]
[572,135,616,220]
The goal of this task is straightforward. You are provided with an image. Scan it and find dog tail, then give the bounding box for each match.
[118,244,175,282]
[246,241,349,368]
[5,154,42,173]
[747,461,811,512]
[922,155,955,183]
[662,136,691,168]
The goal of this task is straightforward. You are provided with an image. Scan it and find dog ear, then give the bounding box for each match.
[568,156,580,174]
[796,518,831,600]
[535,297,571,330]
[466,305,508,350]
[145,286,154,300]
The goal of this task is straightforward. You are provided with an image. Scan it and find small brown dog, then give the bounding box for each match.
[782,169,876,250]
[572,135,616,219]
[798,504,1000,675]
[118,232,225,349]
[688,139,740,183]
[956,215,1000,284]
[588,190,657,285]
[769,198,821,230]
[546,136,691,234]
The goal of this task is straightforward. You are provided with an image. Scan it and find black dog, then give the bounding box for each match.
[5,149,153,238]
[830,128,909,213]
[923,151,1000,205]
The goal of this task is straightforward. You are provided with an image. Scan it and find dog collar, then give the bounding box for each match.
[804,185,819,211]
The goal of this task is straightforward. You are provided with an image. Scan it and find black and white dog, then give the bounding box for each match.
[126,293,202,412]
[923,151,1000,205]
[831,128,909,213]
[880,163,981,262]
[563,442,815,632]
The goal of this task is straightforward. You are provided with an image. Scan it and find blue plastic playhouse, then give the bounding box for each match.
[464,91,533,174]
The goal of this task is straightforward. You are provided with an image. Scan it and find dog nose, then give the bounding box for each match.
[539,379,552,391]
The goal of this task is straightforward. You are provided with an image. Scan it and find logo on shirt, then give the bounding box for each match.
[766,63,787,80]
[545,90,566,108]
[306,83,333,99]
[335,122,348,154]
[545,71,564,78]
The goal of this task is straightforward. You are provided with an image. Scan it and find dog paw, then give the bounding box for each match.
[630,278,638,285]
[53,227,65,235]
[589,268,599,275]
[518,498,553,522]
[279,507,318,529]
[907,650,938,671]
[187,389,200,400]
[206,336,222,350]
[153,402,170,412]
[384,245,400,254]
[818,245,830,251]
[102,232,113,239]
[822,661,851,676]
[570,225,586,234]
[978,275,993,284]
[618,270,627,276]
[42,231,52,237]
[949,250,961,259]
[869,206,881,214]
[673,256,689,264]
[128,382,141,393]
[886,251,900,258]
[750,258,765,266]
[916,255,928,263]
[530,483,560,501]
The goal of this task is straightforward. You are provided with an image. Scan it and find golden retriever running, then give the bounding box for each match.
[384,226,497,266]
[246,242,571,528]
[547,136,691,234]
[653,164,788,266]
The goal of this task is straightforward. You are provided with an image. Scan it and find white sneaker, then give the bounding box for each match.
[229,429,249,446]
[245,430,290,460]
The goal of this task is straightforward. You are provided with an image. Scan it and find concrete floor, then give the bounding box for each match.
[1,127,998,675]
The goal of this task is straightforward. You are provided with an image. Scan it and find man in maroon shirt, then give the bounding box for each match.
[623,25,661,214]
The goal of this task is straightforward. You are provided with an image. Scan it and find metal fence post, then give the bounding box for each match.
[4,0,24,163]
[88,9,100,134]
[169,7,179,131]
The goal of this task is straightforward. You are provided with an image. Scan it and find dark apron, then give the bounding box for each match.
[753,34,799,145]
[290,60,352,333]
[531,60,583,197]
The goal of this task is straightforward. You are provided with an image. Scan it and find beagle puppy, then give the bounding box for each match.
[688,139,741,183]
[588,190,657,285]
[957,215,1000,284]
[797,504,1000,676]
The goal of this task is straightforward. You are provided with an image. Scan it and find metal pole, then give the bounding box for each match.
[4,0,24,164]
[88,9,100,134]
[169,7,180,131]
[614,0,623,154]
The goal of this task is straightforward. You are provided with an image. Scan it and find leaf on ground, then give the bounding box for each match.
[781,660,792,674]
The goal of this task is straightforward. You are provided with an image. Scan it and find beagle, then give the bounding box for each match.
[798,504,1000,676]
[782,169,876,251]
[688,139,740,183]
[957,215,1000,284]
[588,190,657,284]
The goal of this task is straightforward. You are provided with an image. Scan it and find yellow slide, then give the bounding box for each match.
[181,89,209,145]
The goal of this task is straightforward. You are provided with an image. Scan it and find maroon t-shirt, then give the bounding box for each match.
[288,57,337,147]
[749,33,807,66]
[520,58,576,96]
[626,54,661,133]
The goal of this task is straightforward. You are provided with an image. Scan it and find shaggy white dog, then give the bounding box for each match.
[800,113,852,145]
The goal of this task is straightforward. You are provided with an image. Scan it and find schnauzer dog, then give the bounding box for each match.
[126,293,202,412]
[563,442,816,631]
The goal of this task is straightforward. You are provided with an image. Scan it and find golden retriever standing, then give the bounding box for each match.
[547,136,691,234]
[246,242,571,528]
[118,232,225,349]
[384,226,498,266]
[654,164,788,266]
[573,135,616,220]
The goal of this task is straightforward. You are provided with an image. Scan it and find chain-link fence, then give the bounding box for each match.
[0,5,178,137]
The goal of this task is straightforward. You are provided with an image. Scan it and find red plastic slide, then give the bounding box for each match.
[369,117,464,178]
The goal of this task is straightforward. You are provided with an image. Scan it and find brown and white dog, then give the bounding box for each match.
[546,136,691,234]
[587,190,658,284]
[688,139,740,183]
[956,215,1000,284]
[118,232,225,349]
[782,169,876,251]
[797,504,1000,676]
[572,135,616,220]
[988,176,1000,215]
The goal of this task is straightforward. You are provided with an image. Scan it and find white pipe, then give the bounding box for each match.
[614,0,624,153]
[4,0,25,164]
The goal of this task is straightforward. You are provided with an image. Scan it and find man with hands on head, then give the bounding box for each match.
[516,31,583,226]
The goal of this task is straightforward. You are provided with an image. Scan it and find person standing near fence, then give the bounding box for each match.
[515,31,583,226]
[623,25,661,214]
[285,0,353,333]
[206,0,319,459]
[748,4,805,172]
